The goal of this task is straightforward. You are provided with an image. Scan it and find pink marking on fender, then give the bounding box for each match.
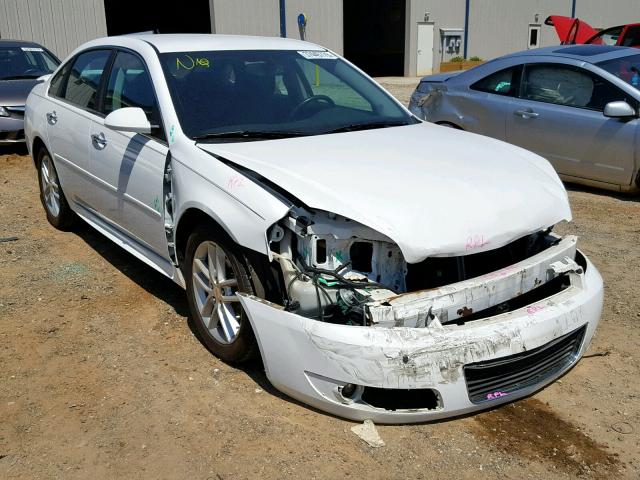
[227,175,246,189]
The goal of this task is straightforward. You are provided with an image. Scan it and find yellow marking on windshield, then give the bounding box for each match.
[176,54,210,70]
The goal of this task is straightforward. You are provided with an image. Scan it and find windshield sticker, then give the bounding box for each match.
[169,125,176,144]
[176,54,210,70]
[297,50,337,60]
[21,47,44,52]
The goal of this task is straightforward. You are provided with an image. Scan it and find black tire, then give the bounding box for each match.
[184,224,260,363]
[36,148,75,230]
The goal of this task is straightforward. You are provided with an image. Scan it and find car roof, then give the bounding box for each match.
[502,45,640,64]
[0,39,46,48]
[114,33,325,53]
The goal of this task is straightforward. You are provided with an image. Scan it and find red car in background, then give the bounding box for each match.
[546,15,640,48]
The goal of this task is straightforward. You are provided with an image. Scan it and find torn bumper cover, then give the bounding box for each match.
[238,236,603,423]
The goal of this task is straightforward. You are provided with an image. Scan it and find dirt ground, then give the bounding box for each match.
[1,82,639,479]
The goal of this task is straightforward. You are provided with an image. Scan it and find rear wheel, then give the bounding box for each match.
[37,149,75,230]
[184,226,259,363]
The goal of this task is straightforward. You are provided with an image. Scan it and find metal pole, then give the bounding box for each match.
[279,0,287,37]
[571,0,577,18]
[463,0,470,59]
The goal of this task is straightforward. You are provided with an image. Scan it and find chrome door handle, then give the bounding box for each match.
[514,109,539,119]
[91,132,107,150]
[46,111,57,125]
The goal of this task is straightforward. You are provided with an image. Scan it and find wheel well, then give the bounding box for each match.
[31,136,47,166]
[175,209,231,266]
[436,121,463,130]
[175,208,283,303]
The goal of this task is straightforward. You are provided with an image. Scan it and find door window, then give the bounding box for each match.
[522,65,593,107]
[62,49,111,112]
[522,64,634,111]
[103,51,163,139]
[471,66,521,96]
[588,26,624,46]
[621,26,640,47]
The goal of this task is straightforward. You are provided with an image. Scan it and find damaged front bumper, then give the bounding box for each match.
[238,236,603,423]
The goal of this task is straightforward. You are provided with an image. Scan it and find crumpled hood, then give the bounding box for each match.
[0,79,39,105]
[199,123,571,263]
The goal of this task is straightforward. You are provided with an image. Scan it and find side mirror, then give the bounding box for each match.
[603,101,636,118]
[37,74,52,83]
[104,107,151,134]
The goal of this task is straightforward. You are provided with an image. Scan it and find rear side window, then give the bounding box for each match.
[62,49,111,112]
[471,66,520,96]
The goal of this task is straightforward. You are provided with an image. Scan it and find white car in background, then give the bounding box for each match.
[25,34,603,423]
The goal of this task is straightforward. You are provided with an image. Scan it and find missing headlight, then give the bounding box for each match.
[350,241,373,273]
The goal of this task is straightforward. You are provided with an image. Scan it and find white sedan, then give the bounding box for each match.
[25,34,603,423]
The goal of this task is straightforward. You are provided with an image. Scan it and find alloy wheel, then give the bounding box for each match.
[191,240,243,344]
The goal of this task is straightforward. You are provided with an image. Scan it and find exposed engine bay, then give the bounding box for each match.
[268,208,572,327]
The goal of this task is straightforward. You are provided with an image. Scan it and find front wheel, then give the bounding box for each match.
[37,148,75,230]
[184,226,258,363]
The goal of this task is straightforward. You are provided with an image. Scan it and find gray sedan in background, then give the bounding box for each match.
[409,45,640,193]
[1,39,59,144]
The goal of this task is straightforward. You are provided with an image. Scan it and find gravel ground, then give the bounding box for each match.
[1,82,639,479]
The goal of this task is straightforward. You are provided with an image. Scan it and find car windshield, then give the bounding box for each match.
[597,54,640,89]
[0,46,59,80]
[159,49,414,141]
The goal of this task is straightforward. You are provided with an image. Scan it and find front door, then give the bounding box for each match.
[89,50,169,257]
[506,63,637,186]
[417,23,434,76]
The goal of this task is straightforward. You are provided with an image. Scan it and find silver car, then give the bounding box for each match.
[0,40,59,145]
[409,45,640,193]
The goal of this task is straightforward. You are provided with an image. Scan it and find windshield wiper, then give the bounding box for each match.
[323,120,413,135]
[0,74,42,80]
[193,130,309,141]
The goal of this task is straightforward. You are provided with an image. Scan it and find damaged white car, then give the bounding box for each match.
[25,34,603,423]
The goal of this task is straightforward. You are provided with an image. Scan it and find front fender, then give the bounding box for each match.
[171,145,290,257]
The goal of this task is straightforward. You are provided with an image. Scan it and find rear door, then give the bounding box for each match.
[45,49,112,206]
[89,49,169,257]
[505,62,637,186]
